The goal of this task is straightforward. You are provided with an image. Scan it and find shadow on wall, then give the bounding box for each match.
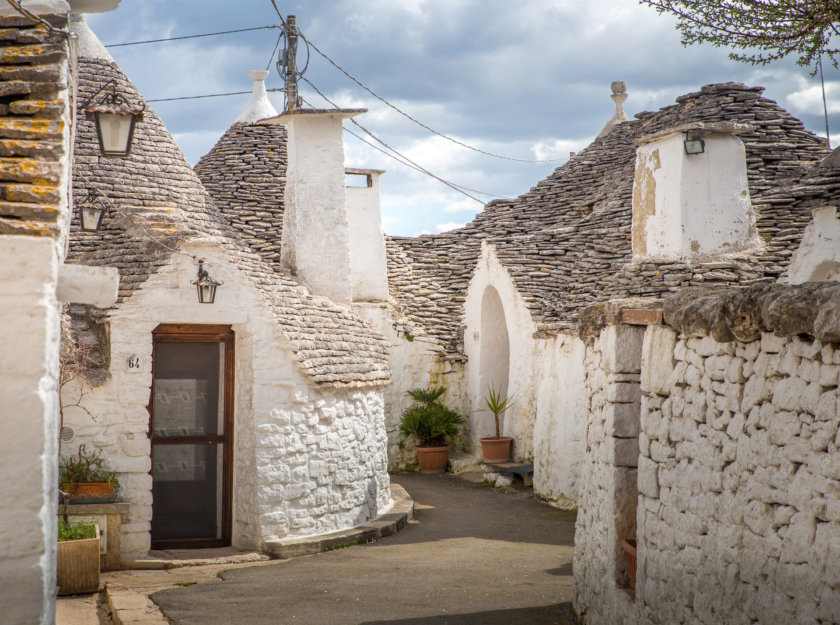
[359,602,578,624]
[350,476,381,529]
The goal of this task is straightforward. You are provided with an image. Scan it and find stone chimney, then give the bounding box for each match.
[261,108,366,303]
[236,70,277,123]
[345,168,388,301]
[631,122,759,260]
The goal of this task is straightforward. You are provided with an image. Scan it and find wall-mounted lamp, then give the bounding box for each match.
[84,80,145,157]
[684,132,705,155]
[77,191,106,232]
[191,260,223,304]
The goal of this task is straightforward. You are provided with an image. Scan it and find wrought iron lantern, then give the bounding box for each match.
[84,80,145,157]
[191,260,223,304]
[77,191,106,232]
[684,132,705,155]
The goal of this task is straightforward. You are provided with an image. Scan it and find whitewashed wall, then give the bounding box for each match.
[464,242,585,504]
[786,206,840,283]
[632,129,759,259]
[574,321,840,625]
[62,241,391,558]
[346,171,389,302]
[0,237,61,625]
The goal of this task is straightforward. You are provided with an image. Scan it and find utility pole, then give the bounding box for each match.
[284,15,299,113]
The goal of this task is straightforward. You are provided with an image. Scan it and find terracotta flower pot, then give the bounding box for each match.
[621,539,637,590]
[415,445,450,474]
[61,482,116,503]
[479,436,513,462]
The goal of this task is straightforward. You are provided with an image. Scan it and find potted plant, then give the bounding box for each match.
[57,518,101,595]
[478,384,514,462]
[621,538,637,590]
[399,386,464,474]
[59,444,120,503]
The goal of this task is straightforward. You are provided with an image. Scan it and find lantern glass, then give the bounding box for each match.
[95,111,136,157]
[79,202,104,232]
[684,134,705,155]
[196,283,217,304]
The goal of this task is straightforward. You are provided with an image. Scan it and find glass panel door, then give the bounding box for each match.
[150,326,233,548]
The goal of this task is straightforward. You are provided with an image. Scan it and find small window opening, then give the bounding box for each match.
[345,173,372,188]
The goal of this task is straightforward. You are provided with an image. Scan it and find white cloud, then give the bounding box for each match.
[532,137,592,161]
[786,79,840,116]
[443,198,482,213]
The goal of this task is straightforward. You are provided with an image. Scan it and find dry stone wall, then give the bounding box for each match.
[574,286,840,625]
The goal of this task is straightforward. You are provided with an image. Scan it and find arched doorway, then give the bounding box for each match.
[479,286,510,431]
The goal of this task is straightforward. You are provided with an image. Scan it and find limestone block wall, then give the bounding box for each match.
[63,246,391,558]
[635,329,840,625]
[574,324,645,624]
[574,285,840,625]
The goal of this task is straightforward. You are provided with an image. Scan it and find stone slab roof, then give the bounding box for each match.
[195,122,287,272]
[68,56,388,388]
[0,13,68,238]
[386,83,834,350]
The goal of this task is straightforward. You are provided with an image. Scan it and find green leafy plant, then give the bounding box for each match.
[58,519,97,542]
[399,386,464,448]
[479,384,513,440]
[59,444,120,490]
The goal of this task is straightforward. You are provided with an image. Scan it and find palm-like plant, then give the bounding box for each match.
[480,384,513,440]
[399,386,464,448]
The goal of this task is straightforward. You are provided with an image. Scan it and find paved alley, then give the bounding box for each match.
[151,473,577,625]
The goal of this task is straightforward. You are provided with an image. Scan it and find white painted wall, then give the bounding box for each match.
[632,131,759,259]
[786,206,840,283]
[464,242,584,503]
[273,111,358,304]
[354,302,469,469]
[346,170,389,302]
[62,241,391,558]
[0,237,61,625]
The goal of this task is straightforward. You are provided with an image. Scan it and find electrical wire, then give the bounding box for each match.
[300,84,493,203]
[104,25,281,48]
[264,0,560,165]
[266,31,283,71]
[147,88,282,103]
[298,33,566,164]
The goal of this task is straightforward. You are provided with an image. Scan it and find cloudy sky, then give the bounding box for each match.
[86,0,838,236]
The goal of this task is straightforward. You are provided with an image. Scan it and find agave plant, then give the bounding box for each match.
[480,384,513,440]
[399,386,464,448]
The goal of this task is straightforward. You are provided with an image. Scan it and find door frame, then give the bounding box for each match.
[149,323,235,549]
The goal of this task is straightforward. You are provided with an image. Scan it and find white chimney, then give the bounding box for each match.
[261,108,366,304]
[345,168,388,302]
[631,122,759,259]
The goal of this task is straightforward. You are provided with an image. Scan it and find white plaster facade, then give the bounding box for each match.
[346,169,389,302]
[271,110,362,304]
[787,206,840,283]
[63,242,391,559]
[464,242,585,503]
[632,126,759,259]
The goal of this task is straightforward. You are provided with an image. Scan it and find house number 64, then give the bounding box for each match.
[127,355,141,371]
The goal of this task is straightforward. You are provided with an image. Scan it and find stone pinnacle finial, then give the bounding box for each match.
[597,80,631,138]
[235,69,278,124]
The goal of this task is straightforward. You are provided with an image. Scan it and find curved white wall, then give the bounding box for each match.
[786,206,840,283]
[479,285,511,415]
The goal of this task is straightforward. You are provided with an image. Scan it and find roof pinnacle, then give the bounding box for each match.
[235,69,278,124]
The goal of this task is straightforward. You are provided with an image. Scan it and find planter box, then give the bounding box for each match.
[621,539,637,590]
[61,482,116,504]
[57,526,100,595]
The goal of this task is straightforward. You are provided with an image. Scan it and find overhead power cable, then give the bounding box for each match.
[298,33,566,164]
[105,25,281,48]
[147,88,283,103]
[300,80,495,203]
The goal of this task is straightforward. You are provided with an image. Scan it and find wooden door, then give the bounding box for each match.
[150,324,234,549]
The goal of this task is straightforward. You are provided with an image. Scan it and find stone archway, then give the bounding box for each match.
[479,286,510,413]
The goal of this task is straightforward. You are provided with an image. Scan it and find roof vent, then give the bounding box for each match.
[235,70,278,124]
